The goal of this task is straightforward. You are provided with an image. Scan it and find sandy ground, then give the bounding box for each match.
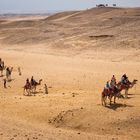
[0,7,140,140]
[0,47,140,140]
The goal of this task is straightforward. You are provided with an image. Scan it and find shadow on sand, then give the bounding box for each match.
[105,103,133,111]
[127,96,134,99]
[128,93,140,96]
[7,79,15,82]
[24,91,44,96]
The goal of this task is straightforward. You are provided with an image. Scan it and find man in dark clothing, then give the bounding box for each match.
[30,76,37,86]
[121,74,128,84]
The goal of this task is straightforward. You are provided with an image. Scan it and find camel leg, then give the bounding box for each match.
[6,75,9,81]
[33,86,37,96]
[101,93,104,106]
[27,89,30,96]
[102,96,107,106]
[104,96,107,106]
[101,96,104,106]
[125,89,128,98]
[114,95,116,104]
[23,88,25,95]
[9,75,11,81]
[109,95,112,105]
[29,90,31,96]
[101,93,107,106]
[33,88,36,96]
[23,89,29,96]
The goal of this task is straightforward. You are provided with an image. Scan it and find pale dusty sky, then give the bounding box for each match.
[0,0,140,13]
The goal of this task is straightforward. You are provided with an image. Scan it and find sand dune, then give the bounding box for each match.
[0,7,140,140]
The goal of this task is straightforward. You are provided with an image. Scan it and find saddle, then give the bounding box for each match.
[103,88,113,96]
[25,83,31,89]
[31,80,38,86]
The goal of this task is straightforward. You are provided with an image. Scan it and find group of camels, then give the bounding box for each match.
[101,78,138,106]
[0,58,138,105]
[0,58,43,96]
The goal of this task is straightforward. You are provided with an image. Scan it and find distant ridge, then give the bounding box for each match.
[0,7,140,51]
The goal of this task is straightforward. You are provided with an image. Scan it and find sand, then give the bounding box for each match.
[0,7,140,140]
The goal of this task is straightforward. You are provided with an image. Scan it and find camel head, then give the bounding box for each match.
[39,79,43,85]
[133,79,138,85]
[129,79,138,88]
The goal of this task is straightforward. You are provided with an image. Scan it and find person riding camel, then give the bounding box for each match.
[26,78,30,86]
[30,76,37,86]
[121,74,128,85]
[110,75,116,88]
[111,75,116,84]
[104,81,111,93]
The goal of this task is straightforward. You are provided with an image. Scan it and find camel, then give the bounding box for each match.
[101,87,123,106]
[30,79,42,95]
[23,79,42,96]
[117,79,138,98]
[23,83,32,96]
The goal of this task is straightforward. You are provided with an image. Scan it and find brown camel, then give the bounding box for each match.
[30,79,42,93]
[117,79,138,98]
[101,86,123,106]
[23,83,32,96]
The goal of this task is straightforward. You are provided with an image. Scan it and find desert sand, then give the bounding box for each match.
[0,7,140,140]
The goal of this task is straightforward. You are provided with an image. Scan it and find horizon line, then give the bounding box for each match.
[0,6,140,15]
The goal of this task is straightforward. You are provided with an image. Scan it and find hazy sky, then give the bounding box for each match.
[0,0,140,13]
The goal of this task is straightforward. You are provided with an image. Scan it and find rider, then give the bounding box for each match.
[30,76,37,86]
[110,75,116,88]
[105,81,110,92]
[26,78,30,84]
[25,78,31,87]
[121,74,128,85]
[111,75,116,84]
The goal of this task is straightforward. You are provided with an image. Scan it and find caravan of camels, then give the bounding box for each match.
[0,57,138,106]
